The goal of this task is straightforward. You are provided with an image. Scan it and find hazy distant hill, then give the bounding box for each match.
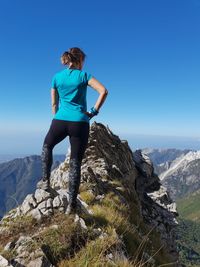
[0,154,29,163]
[0,154,65,218]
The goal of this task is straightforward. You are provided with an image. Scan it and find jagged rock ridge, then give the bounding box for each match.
[0,122,183,267]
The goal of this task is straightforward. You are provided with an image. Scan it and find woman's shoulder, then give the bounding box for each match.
[54,68,85,75]
[72,69,93,83]
[80,69,91,75]
[79,69,92,78]
[52,69,68,81]
[53,68,92,81]
[81,69,93,83]
[52,69,64,77]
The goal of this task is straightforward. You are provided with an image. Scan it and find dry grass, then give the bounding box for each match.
[0,178,177,266]
[79,190,96,205]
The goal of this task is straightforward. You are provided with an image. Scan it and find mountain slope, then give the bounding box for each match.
[176,190,200,266]
[143,148,200,266]
[0,122,183,267]
[160,151,200,200]
[176,218,200,266]
[176,189,200,222]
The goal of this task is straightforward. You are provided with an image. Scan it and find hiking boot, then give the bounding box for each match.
[36,178,51,191]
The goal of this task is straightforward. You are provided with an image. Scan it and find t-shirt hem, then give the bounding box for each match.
[53,118,90,123]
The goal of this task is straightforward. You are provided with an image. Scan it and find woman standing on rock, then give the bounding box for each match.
[37,47,108,214]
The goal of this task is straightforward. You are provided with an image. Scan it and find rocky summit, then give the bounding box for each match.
[0,122,184,267]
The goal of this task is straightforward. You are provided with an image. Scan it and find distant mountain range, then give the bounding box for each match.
[0,154,30,163]
[0,154,65,218]
[141,148,191,175]
[0,154,66,164]
[142,148,200,200]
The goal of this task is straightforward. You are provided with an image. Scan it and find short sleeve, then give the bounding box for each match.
[84,71,93,85]
[51,74,57,89]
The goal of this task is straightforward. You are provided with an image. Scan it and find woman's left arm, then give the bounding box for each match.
[51,88,59,114]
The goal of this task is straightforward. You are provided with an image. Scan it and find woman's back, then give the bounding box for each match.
[51,68,93,123]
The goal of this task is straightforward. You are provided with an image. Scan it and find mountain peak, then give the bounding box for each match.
[0,121,183,266]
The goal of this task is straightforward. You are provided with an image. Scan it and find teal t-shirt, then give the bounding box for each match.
[51,68,93,123]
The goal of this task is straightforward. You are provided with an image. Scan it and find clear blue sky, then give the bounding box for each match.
[1,0,200,154]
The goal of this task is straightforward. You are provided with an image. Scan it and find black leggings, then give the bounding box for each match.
[41,118,90,206]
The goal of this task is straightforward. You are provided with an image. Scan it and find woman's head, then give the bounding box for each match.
[61,47,86,70]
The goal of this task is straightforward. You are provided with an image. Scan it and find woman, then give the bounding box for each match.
[36,47,108,215]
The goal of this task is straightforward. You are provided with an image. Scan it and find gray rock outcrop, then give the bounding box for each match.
[0,121,183,266]
[133,149,179,260]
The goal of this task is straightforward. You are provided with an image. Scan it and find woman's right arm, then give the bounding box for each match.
[88,77,108,112]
